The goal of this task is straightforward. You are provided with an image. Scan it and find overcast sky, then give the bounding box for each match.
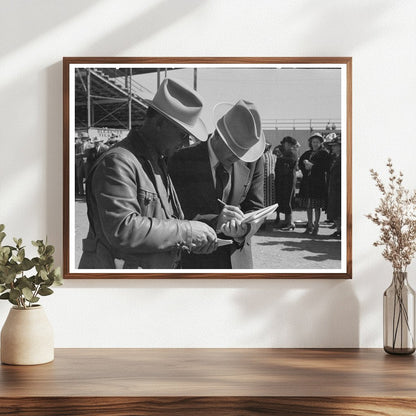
[134,67,341,132]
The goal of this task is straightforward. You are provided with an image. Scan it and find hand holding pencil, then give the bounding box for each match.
[216,199,248,238]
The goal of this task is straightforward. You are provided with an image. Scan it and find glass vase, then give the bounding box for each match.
[383,271,415,355]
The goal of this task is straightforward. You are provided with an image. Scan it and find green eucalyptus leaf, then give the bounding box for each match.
[9,288,21,301]
[0,224,5,232]
[38,287,53,296]
[3,271,16,284]
[8,297,18,306]
[29,296,39,303]
[0,292,10,300]
[45,245,55,256]
[0,285,6,294]
[22,287,34,301]
[17,248,25,263]
[39,270,48,281]
[21,258,33,271]
[17,276,35,291]
[52,267,63,285]
[34,275,43,285]
[0,232,6,244]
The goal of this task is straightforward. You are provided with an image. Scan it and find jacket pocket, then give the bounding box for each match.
[137,189,159,217]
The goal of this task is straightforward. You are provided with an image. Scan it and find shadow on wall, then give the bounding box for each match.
[290,0,394,52]
[83,0,207,55]
[233,280,359,348]
[1,0,101,57]
[44,0,206,264]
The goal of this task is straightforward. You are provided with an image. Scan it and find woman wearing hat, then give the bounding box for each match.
[326,136,342,238]
[298,133,331,235]
[274,136,300,231]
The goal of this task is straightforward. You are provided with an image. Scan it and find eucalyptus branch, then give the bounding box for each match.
[0,225,62,309]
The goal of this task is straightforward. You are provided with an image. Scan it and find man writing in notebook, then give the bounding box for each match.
[169,100,265,269]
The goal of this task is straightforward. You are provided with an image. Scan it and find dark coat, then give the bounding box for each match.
[78,129,193,269]
[327,155,341,219]
[274,146,298,213]
[169,141,264,269]
[298,149,330,201]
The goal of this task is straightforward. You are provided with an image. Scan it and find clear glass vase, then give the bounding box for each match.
[383,271,415,355]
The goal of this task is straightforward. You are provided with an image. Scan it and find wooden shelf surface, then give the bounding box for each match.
[1,348,416,415]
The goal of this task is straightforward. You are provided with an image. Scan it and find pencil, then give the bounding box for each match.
[217,198,226,206]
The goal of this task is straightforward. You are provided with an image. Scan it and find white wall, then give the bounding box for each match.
[0,0,415,348]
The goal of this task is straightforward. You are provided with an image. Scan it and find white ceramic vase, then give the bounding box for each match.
[1,305,54,365]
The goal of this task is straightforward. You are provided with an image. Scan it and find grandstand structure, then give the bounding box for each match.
[75,68,340,148]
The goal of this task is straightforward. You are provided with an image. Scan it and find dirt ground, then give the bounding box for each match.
[75,198,341,270]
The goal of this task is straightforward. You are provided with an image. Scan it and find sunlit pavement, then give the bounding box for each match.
[252,212,341,270]
[75,199,341,270]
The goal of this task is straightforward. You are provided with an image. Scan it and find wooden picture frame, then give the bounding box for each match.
[63,57,352,279]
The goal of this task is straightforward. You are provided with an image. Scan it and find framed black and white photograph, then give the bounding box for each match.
[63,57,352,279]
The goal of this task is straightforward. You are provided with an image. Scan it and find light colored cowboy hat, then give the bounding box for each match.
[80,132,90,140]
[309,132,324,142]
[145,78,208,142]
[214,99,266,162]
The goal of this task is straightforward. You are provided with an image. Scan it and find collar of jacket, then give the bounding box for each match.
[125,128,161,163]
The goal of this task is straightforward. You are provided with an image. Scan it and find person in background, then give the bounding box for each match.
[262,142,277,209]
[75,132,90,196]
[84,137,109,178]
[79,78,218,269]
[274,136,300,231]
[169,99,265,269]
[298,133,330,236]
[326,135,342,239]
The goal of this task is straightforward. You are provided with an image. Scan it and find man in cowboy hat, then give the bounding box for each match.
[169,99,266,269]
[79,78,218,269]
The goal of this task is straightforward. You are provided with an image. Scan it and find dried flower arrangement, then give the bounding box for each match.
[366,159,416,272]
[367,159,416,354]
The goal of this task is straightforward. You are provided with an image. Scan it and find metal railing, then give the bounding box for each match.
[262,118,341,131]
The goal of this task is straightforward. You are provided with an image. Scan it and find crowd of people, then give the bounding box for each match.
[76,77,341,271]
[263,131,342,239]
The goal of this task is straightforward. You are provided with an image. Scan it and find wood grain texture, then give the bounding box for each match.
[1,397,416,416]
[63,57,352,279]
[1,349,415,415]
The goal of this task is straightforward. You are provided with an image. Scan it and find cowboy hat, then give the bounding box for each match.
[327,136,341,146]
[309,132,324,142]
[80,132,90,140]
[215,99,266,162]
[145,78,208,142]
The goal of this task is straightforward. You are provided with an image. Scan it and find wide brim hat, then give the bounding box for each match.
[80,132,90,140]
[327,136,341,146]
[214,100,266,163]
[309,132,324,142]
[145,78,208,142]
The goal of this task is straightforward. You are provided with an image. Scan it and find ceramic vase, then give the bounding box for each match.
[1,305,54,365]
